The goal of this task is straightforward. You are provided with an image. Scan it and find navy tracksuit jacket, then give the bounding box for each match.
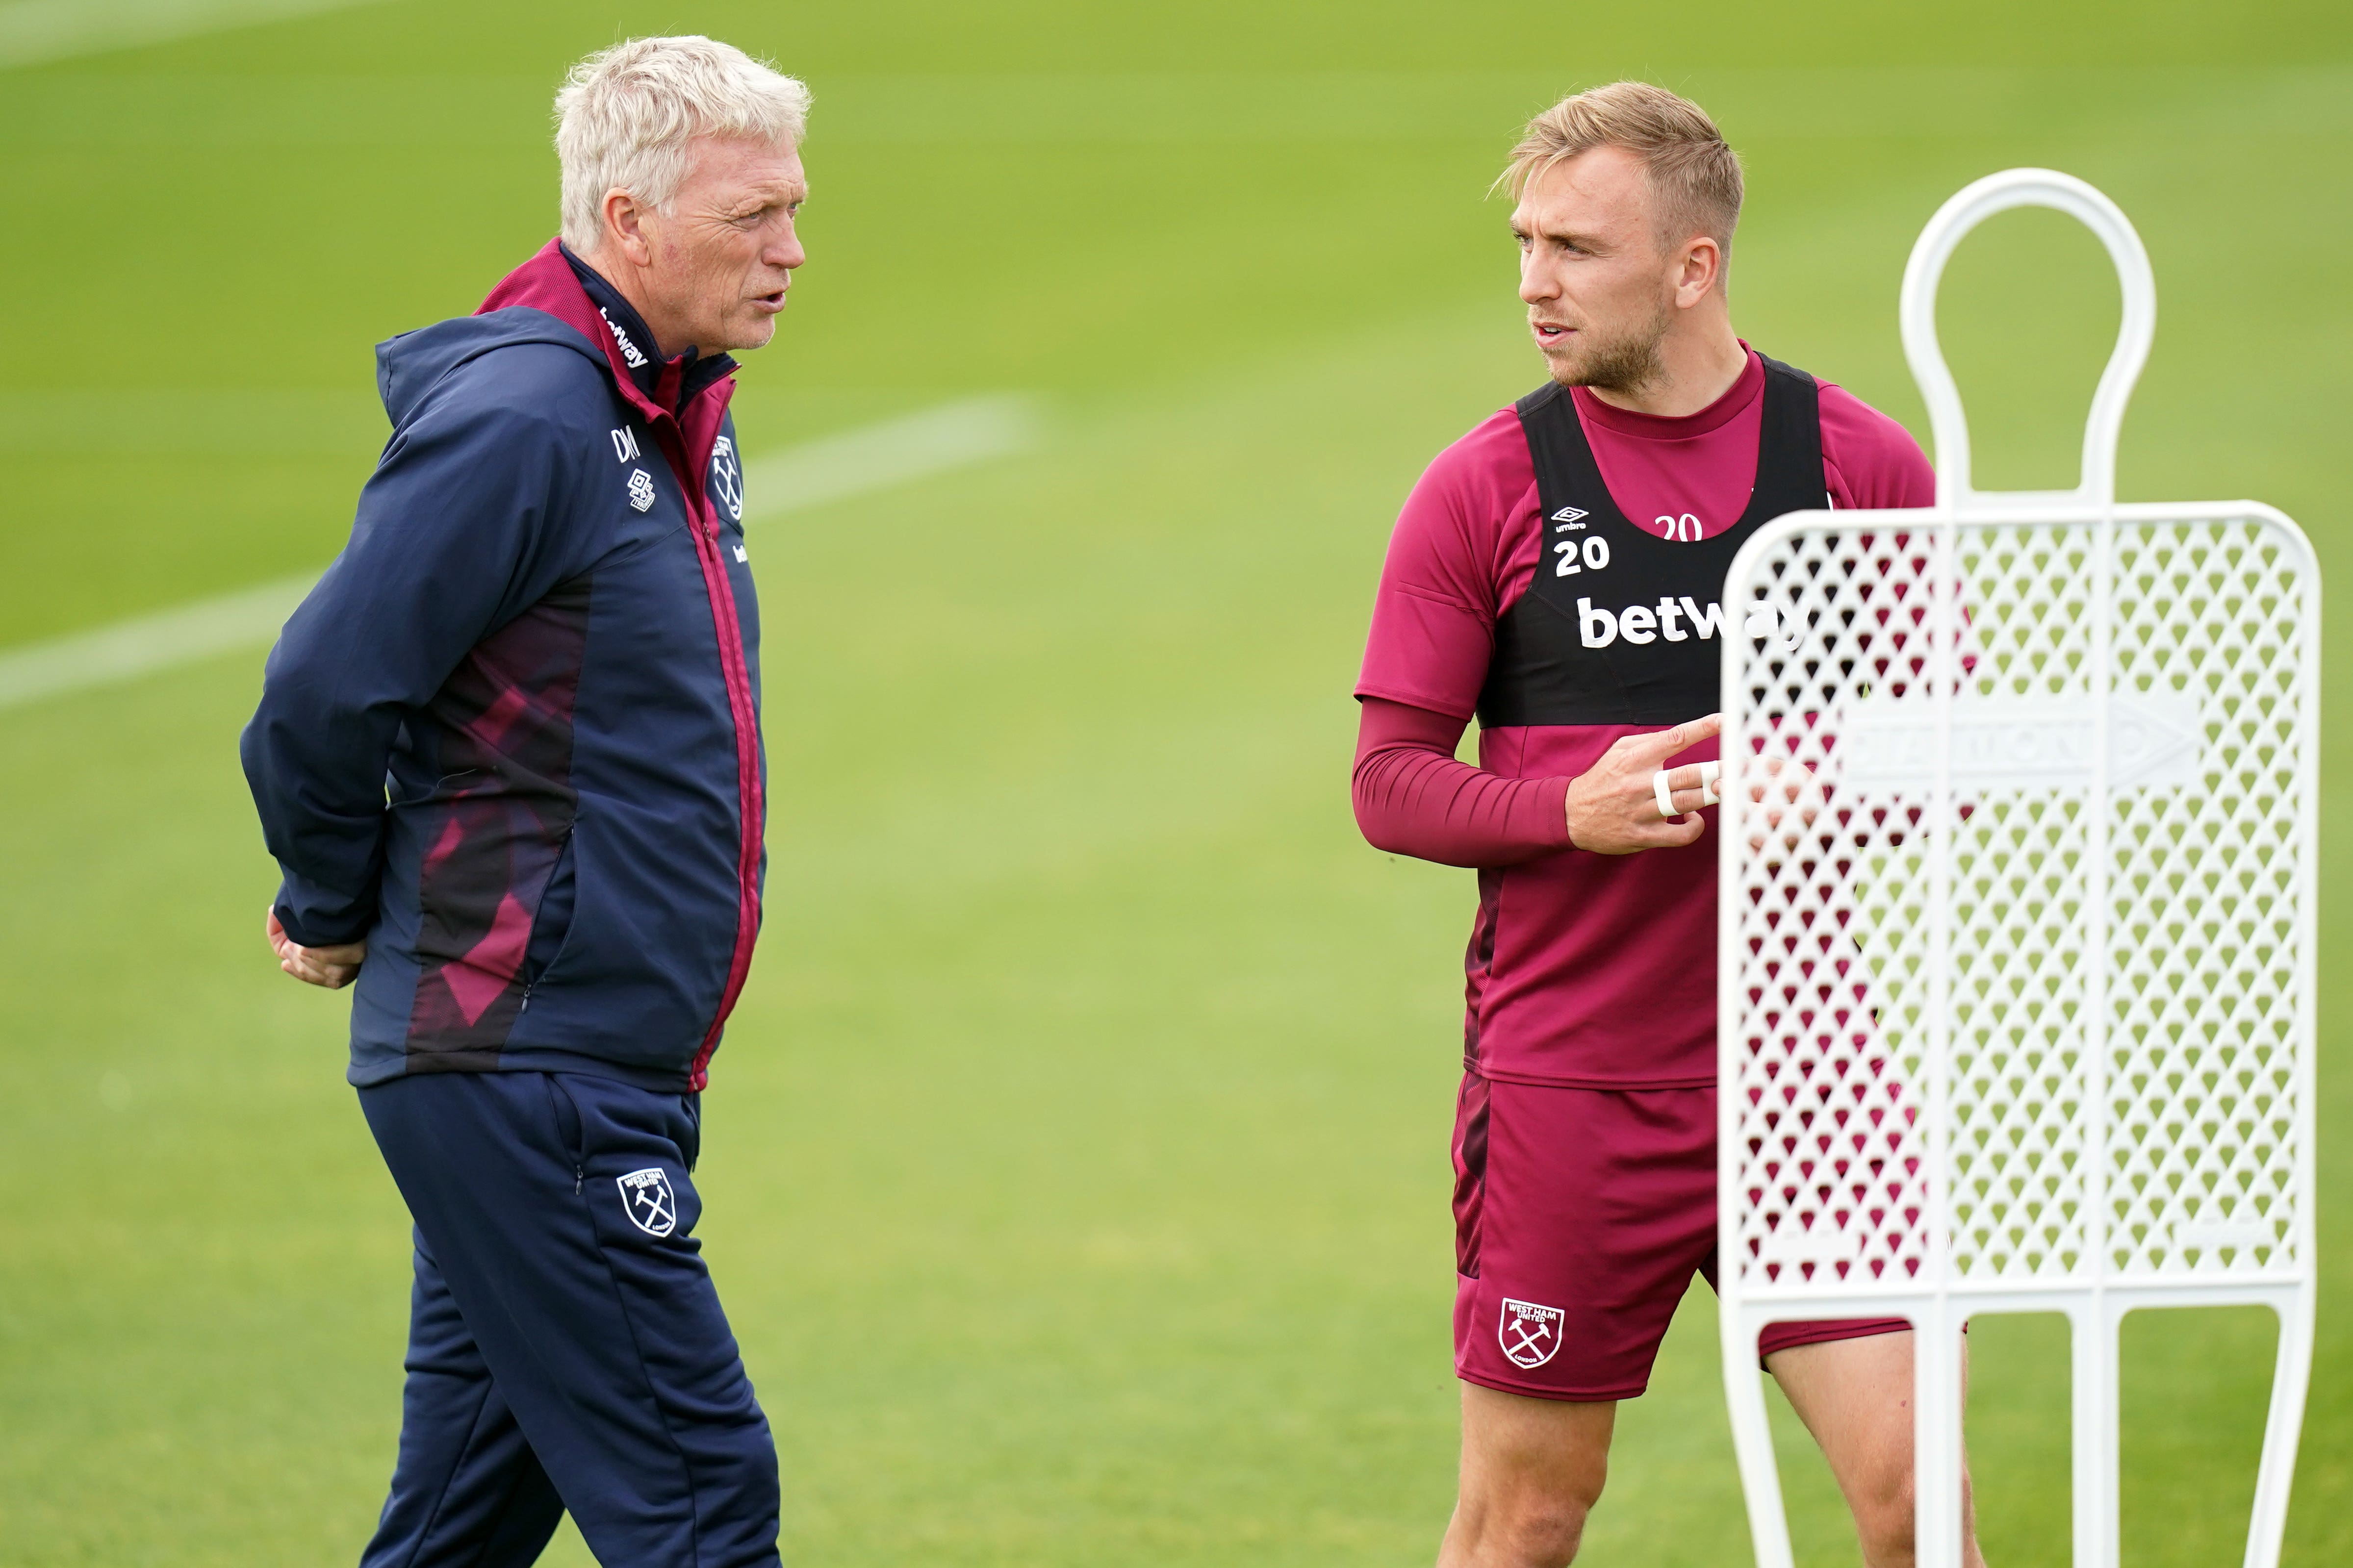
[244,241,765,1095]
[243,243,782,1568]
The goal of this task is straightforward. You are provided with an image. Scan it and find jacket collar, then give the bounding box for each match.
[561,244,664,396]
[559,244,740,408]
[476,239,737,429]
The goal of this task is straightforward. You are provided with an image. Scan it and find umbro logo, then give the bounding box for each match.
[1550,506,1589,531]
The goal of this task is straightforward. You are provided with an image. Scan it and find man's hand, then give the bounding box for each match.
[1565,714,1723,854]
[266,908,366,989]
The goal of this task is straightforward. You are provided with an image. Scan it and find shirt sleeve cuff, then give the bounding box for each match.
[1523,774,1574,852]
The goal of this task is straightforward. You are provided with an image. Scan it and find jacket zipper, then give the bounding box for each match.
[648,420,764,1090]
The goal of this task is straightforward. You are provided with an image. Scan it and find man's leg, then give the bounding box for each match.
[1438,1385,1615,1568]
[1767,1331,1986,1568]
[360,1070,781,1568]
[1440,1079,1719,1567]
[360,1231,565,1568]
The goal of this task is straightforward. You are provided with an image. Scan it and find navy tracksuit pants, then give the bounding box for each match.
[357,1070,781,1568]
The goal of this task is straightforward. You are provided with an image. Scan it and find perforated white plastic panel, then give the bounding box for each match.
[1715,172,2317,1568]
[1722,513,2312,1300]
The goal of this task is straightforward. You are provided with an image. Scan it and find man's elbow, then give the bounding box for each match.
[1355,799,1417,859]
[1351,762,1409,857]
[1356,797,1480,867]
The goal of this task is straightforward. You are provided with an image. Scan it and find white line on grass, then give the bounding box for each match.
[0,395,1043,713]
[0,577,317,711]
[738,394,1040,521]
[0,0,396,69]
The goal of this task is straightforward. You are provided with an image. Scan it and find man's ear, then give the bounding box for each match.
[1673,235,1723,310]
[1675,236,1732,312]
[601,188,654,268]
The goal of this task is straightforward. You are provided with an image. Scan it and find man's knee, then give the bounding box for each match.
[1495,1485,1604,1564]
[1848,1471,1979,1568]
[1849,1471,1915,1568]
[1451,1385,1613,1567]
[1453,1476,1605,1568]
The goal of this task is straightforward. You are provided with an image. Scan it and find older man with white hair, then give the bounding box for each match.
[241,36,806,1568]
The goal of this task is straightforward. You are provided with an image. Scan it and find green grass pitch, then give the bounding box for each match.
[2,1,2350,1563]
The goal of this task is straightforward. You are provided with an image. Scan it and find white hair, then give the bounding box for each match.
[555,36,811,253]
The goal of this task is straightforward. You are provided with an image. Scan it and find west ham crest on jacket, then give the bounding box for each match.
[618,1167,678,1237]
[1499,1298,1566,1368]
[711,435,744,522]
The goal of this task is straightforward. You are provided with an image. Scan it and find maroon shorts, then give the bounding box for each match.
[1451,1072,1909,1401]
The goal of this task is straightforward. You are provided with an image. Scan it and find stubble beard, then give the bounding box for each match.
[1543,297,1676,396]
[726,311,779,354]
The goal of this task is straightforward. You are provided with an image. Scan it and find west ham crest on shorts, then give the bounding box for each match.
[617,1167,677,1237]
[1499,1298,1566,1369]
[711,435,744,522]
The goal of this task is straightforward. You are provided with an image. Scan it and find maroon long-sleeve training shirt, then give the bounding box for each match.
[1353,348,1933,1087]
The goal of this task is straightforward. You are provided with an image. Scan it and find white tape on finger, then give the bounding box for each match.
[1656,761,1723,818]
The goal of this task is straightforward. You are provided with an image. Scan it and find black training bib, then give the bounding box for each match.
[1476,354,1828,728]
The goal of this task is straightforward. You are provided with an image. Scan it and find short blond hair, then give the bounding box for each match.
[556,36,811,253]
[1499,82,1742,257]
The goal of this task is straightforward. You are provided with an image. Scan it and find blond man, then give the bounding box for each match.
[1351,83,1985,1568]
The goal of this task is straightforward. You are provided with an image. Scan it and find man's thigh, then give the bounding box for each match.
[1766,1330,1918,1492]
[359,1069,780,1568]
[1767,1330,1984,1568]
[1459,1383,1616,1489]
[1452,1076,1718,1400]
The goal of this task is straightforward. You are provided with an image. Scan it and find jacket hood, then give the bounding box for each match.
[374,306,605,429]
[377,239,694,431]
